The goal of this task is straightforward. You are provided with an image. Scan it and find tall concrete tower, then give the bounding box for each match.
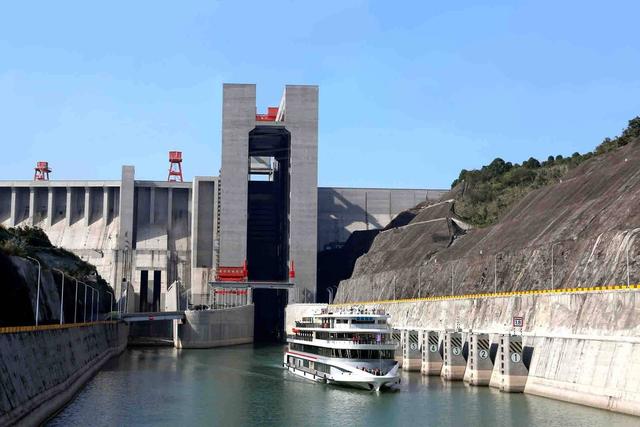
[219,84,319,305]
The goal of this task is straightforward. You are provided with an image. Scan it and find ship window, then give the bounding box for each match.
[352,318,375,325]
[316,363,331,374]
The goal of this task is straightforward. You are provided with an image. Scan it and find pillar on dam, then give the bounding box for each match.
[421,330,443,375]
[392,329,403,367]
[463,332,493,386]
[441,331,466,381]
[489,334,528,392]
[47,188,54,227]
[28,187,35,225]
[9,187,17,226]
[402,329,421,371]
[116,166,135,301]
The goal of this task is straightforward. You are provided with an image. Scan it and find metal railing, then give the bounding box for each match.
[182,285,252,311]
[286,334,313,342]
[21,257,115,327]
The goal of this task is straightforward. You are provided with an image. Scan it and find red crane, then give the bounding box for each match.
[34,161,51,181]
[168,151,184,182]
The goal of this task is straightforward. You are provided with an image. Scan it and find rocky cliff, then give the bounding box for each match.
[0,226,114,326]
[335,138,640,303]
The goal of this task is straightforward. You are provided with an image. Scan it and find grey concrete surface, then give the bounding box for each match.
[174,305,254,349]
[0,322,128,426]
[285,85,319,302]
[421,330,443,375]
[489,334,528,392]
[219,83,255,267]
[317,187,446,250]
[441,331,466,380]
[402,329,421,371]
[464,332,493,386]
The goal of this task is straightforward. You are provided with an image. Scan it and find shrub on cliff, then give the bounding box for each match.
[451,116,639,227]
[0,225,113,301]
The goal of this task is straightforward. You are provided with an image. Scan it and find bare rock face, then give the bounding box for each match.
[335,140,640,303]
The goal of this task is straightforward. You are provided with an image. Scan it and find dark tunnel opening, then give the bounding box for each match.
[247,126,291,341]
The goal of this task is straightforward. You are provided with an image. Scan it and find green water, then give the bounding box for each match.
[49,345,638,426]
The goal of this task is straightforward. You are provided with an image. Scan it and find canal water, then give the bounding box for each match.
[49,345,637,426]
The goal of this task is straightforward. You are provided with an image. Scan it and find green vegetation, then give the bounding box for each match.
[0,225,49,257]
[451,116,640,227]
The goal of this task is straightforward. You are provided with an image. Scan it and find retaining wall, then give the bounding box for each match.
[0,321,129,426]
[174,305,254,349]
[287,288,640,416]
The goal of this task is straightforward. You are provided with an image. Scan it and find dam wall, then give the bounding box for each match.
[0,177,445,309]
[287,288,640,416]
[0,321,129,426]
[317,187,446,251]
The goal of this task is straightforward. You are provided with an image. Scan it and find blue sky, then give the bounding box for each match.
[1,1,639,188]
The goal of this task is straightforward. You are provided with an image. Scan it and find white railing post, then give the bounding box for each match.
[74,278,78,323]
[26,257,41,326]
[90,287,95,322]
[53,269,65,325]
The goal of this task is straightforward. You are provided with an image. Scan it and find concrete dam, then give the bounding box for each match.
[0,83,446,343]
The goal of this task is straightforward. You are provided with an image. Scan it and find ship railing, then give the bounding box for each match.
[320,338,396,345]
[294,322,329,328]
[287,334,313,342]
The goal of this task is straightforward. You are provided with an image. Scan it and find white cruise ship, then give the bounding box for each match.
[284,307,400,391]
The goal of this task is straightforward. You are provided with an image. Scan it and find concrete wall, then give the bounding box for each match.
[285,85,319,303]
[0,180,122,290]
[190,177,218,295]
[0,174,200,313]
[317,289,640,416]
[317,187,446,250]
[174,305,254,349]
[0,322,128,426]
[219,83,255,266]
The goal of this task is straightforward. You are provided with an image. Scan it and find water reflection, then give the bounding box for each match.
[49,345,639,427]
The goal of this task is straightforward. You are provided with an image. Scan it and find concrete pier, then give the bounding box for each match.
[402,329,421,371]
[463,332,493,386]
[421,330,443,375]
[392,329,403,367]
[489,334,528,392]
[441,331,466,381]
